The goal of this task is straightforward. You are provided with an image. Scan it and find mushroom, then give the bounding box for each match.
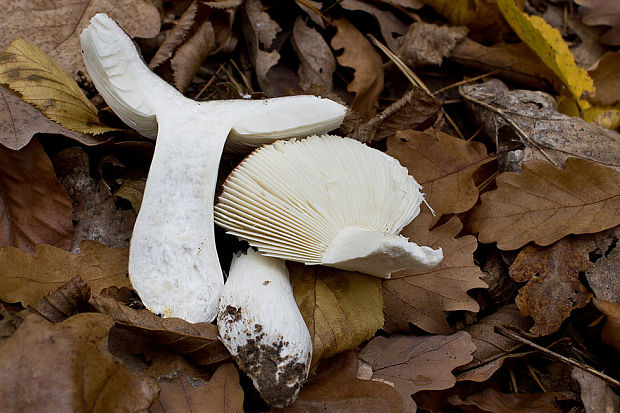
[218,249,311,408]
[80,14,346,322]
[214,135,443,278]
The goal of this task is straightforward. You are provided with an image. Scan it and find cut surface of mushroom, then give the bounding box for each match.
[80,14,346,323]
[218,249,312,408]
[214,135,443,278]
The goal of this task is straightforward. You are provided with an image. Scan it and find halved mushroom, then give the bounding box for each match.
[214,135,443,278]
[80,14,346,322]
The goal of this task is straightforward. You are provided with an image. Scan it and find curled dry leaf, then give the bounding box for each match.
[593,298,620,353]
[150,364,244,413]
[586,228,620,304]
[340,0,408,51]
[383,211,487,334]
[572,367,620,413]
[386,128,493,223]
[0,39,116,134]
[89,294,230,367]
[279,351,403,413]
[0,304,21,341]
[575,0,620,45]
[0,0,160,76]
[397,22,468,68]
[29,275,91,323]
[291,17,335,91]
[114,179,146,212]
[290,263,383,369]
[331,18,384,119]
[449,388,569,413]
[0,240,130,306]
[0,139,73,252]
[456,304,531,382]
[509,237,593,336]
[460,79,620,173]
[469,158,620,250]
[0,313,159,412]
[0,87,94,150]
[588,52,620,106]
[358,331,475,411]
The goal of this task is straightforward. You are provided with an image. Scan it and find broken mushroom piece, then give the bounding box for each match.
[218,249,312,408]
[214,135,443,278]
[80,14,346,323]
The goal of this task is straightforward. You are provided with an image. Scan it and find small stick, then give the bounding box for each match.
[509,367,519,393]
[194,64,224,100]
[495,326,620,388]
[526,363,547,392]
[433,71,500,95]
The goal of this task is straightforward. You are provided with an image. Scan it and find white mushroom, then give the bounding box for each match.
[80,14,346,322]
[214,135,443,278]
[218,249,311,408]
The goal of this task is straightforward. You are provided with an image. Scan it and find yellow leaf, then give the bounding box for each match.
[290,263,384,370]
[557,93,620,129]
[497,0,594,110]
[0,39,117,134]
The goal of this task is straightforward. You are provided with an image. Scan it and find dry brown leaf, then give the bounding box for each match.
[331,18,384,119]
[509,237,593,336]
[0,0,160,76]
[291,17,335,91]
[340,0,408,51]
[479,249,518,307]
[290,263,383,369]
[589,51,620,106]
[0,138,73,252]
[586,226,620,304]
[295,0,325,28]
[29,276,91,323]
[593,298,620,353]
[0,304,21,341]
[53,147,136,251]
[572,367,620,413]
[384,212,487,334]
[575,0,620,45]
[359,331,475,411]
[150,2,200,70]
[150,364,244,413]
[397,22,468,68]
[0,241,129,306]
[460,79,620,173]
[0,87,95,150]
[386,128,493,223]
[0,313,159,412]
[115,179,146,212]
[449,388,569,413]
[279,351,404,413]
[89,294,230,367]
[469,158,620,250]
[456,304,531,382]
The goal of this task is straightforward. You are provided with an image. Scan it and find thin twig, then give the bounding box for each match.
[294,0,331,24]
[230,58,253,94]
[509,367,519,393]
[526,363,547,392]
[433,71,500,95]
[496,326,620,388]
[193,64,224,100]
[221,65,245,96]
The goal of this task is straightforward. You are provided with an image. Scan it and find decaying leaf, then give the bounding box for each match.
[509,237,593,336]
[115,179,146,212]
[386,128,493,223]
[0,0,160,76]
[359,331,475,411]
[470,158,620,250]
[151,364,244,413]
[383,211,487,334]
[0,87,95,150]
[456,304,531,382]
[586,227,620,304]
[340,0,408,51]
[29,276,91,323]
[593,298,620,353]
[497,0,594,110]
[0,39,117,134]
[572,367,620,413]
[0,304,21,341]
[575,0,620,45]
[449,388,568,413]
[291,17,335,91]
[460,79,619,173]
[290,263,383,369]
[331,18,384,119]
[280,351,404,413]
[397,22,468,68]
[0,139,73,252]
[89,294,230,367]
[589,52,620,106]
[0,313,159,412]
[0,241,130,306]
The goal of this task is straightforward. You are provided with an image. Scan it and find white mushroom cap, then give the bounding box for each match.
[214,135,443,278]
[218,249,312,407]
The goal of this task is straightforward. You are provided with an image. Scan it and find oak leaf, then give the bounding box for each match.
[0,241,130,306]
[397,22,468,68]
[150,364,244,413]
[358,331,475,411]
[449,388,569,413]
[340,0,408,51]
[291,17,336,91]
[0,39,117,134]
[331,18,384,119]
[0,313,159,412]
[469,158,620,250]
[575,0,620,45]
[0,139,73,252]
[509,237,593,335]
[280,351,403,413]
[29,276,91,323]
[383,211,487,334]
[290,263,384,369]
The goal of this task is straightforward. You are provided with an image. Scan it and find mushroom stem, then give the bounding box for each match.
[218,249,312,408]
